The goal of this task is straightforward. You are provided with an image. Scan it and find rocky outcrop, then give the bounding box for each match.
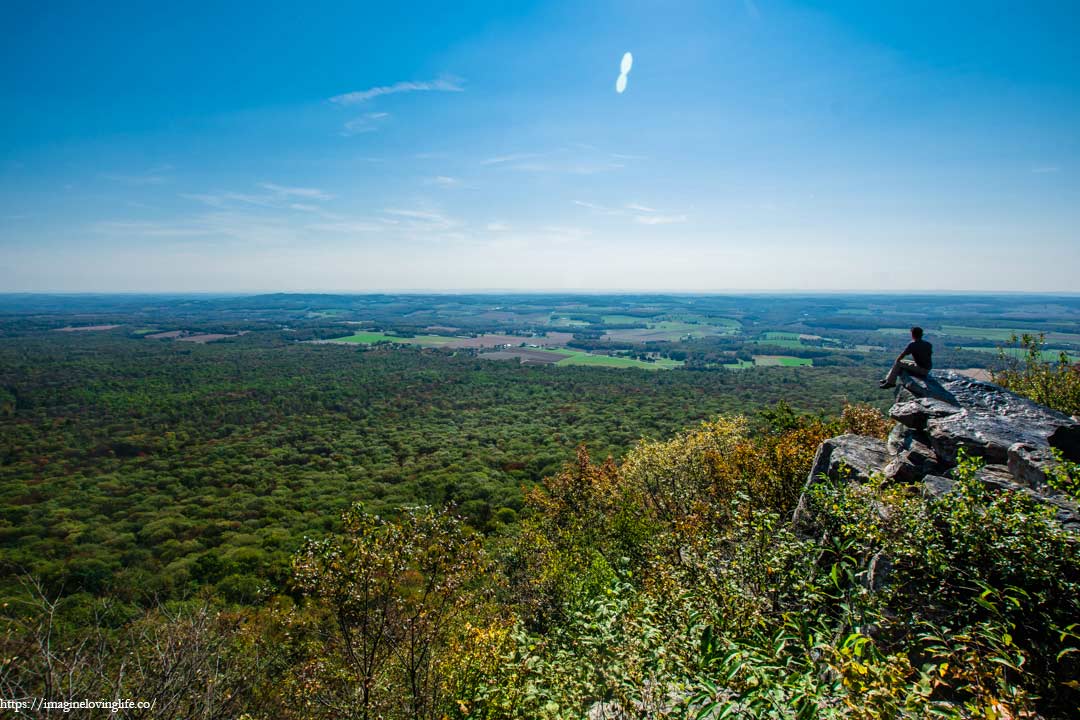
[796,370,1080,532]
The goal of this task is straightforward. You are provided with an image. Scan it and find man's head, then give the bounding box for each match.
[911,326,924,340]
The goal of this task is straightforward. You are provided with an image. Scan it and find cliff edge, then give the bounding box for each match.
[795,370,1080,532]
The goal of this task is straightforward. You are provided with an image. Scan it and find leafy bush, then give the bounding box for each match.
[994,333,1080,415]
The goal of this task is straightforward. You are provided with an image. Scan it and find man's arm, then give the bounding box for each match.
[895,342,913,363]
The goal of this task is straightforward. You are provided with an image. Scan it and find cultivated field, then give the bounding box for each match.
[550,349,684,370]
[327,331,575,349]
[54,324,120,332]
[480,348,568,364]
[753,355,814,367]
[603,321,733,343]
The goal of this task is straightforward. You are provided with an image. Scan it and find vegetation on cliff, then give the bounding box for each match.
[4,393,1076,718]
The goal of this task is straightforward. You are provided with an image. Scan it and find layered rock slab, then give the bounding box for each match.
[796,371,1080,532]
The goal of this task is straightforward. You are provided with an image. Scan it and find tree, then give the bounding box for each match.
[291,505,490,720]
[994,333,1080,416]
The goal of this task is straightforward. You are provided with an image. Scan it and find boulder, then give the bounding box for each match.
[1007,442,1058,490]
[906,372,1080,467]
[793,434,888,527]
[795,370,1080,533]
[806,434,889,486]
[885,424,944,482]
[889,397,959,430]
[921,475,956,498]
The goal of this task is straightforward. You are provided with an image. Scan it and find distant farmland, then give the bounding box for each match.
[324,331,574,348]
[480,348,568,364]
[54,324,120,332]
[753,355,813,367]
[550,349,684,370]
[962,346,1080,363]
[603,320,738,343]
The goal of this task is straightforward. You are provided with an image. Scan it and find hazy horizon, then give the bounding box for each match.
[3,1,1078,293]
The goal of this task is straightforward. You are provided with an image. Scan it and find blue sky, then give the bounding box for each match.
[2,0,1078,292]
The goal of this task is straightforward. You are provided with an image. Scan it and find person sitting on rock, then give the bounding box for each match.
[879,326,932,388]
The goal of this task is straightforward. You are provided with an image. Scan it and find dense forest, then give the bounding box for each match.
[0,330,885,607]
[1,297,1078,718]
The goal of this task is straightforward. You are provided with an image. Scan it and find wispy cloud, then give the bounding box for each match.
[384,207,457,231]
[481,153,542,166]
[1031,165,1060,174]
[181,192,272,209]
[342,112,390,136]
[424,176,460,187]
[183,183,335,210]
[308,220,382,233]
[486,221,510,232]
[330,76,464,105]
[99,165,174,185]
[91,220,208,238]
[573,200,608,211]
[512,160,624,174]
[635,214,687,225]
[625,203,657,213]
[541,225,591,245]
[259,183,335,200]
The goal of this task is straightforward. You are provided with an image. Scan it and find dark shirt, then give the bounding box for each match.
[904,339,933,369]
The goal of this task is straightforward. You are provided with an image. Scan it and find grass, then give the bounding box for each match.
[943,326,1080,345]
[333,332,454,346]
[712,318,743,332]
[604,320,736,343]
[601,314,654,325]
[755,333,805,349]
[678,316,742,333]
[723,359,755,370]
[941,326,1031,342]
[756,331,834,350]
[549,348,683,370]
[131,328,160,336]
[549,316,591,327]
[876,325,1080,345]
[961,346,1080,363]
[753,355,813,367]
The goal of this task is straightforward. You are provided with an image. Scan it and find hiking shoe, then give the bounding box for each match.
[878,380,895,389]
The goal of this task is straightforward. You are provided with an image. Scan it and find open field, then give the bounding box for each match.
[723,359,755,370]
[548,316,591,327]
[961,346,1080,362]
[754,355,814,367]
[177,332,246,343]
[942,326,1035,341]
[550,348,684,370]
[603,321,730,343]
[54,324,120,332]
[326,331,575,349]
[330,331,454,345]
[480,348,568,364]
[601,314,654,325]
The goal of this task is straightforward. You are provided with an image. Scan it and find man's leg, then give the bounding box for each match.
[882,359,926,387]
[904,361,929,379]
[881,359,904,387]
